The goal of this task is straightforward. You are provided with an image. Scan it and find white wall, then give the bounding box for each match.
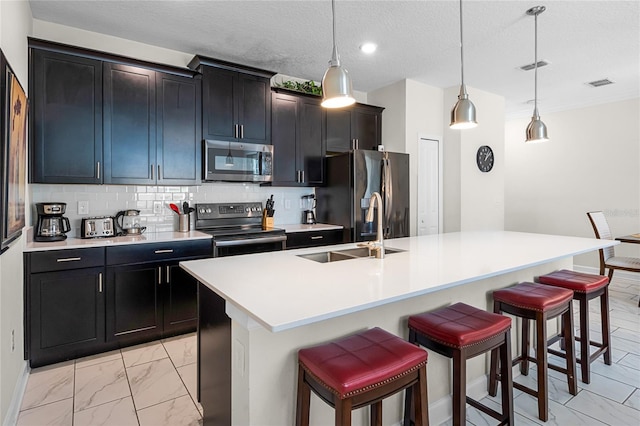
[0,0,32,422]
[368,79,444,236]
[444,86,506,231]
[505,98,640,269]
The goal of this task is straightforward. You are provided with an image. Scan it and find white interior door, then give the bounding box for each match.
[417,138,440,235]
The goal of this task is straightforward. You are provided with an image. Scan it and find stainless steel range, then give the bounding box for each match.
[195,202,287,257]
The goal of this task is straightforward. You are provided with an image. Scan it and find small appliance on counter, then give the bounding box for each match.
[115,209,146,236]
[81,216,115,239]
[301,194,316,224]
[34,202,71,242]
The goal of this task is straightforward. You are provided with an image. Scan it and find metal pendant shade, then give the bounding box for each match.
[450,0,477,129]
[321,0,355,108]
[525,6,549,142]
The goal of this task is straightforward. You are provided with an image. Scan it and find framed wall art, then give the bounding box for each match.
[0,49,27,250]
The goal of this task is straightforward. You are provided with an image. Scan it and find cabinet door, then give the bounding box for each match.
[271,92,298,184]
[353,107,381,151]
[30,50,103,184]
[29,267,105,367]
[237,74,271,144]
[163,263,198,334]
[103,63,156,184]
[157,73,202,185]
[325,108,353,152]
[106,263,162,342]
[298,97,325,185]
[202,67,236,141]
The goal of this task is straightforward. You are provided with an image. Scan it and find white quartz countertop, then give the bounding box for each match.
[180,231,617,333]
[24,231,212,252]
[280,223,343,233]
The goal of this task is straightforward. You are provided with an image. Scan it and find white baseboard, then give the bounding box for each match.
[3,362,29,426]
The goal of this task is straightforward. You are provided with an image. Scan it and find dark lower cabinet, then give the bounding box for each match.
[164,263,199,334]
[106,263,163,342]
[285,229,344,249]
[25,239,212,367]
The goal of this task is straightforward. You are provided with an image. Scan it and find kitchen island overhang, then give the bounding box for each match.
[181,231,617,425]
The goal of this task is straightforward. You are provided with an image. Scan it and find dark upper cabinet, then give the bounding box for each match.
[29,40,202,185]
[103,63,156,184]
[271,90,325,186]
[326,104,384,152]
[189,56,275,145]
[30,49,103,184]
[156,73,202,185]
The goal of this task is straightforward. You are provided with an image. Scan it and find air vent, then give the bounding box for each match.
[587,78,614,87]
[519,60,549,71]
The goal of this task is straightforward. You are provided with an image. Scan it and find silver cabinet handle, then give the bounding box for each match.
[240,124,244,139]
[166,266,170,284]
[301,170,305,183]
[234,124,239,139]
[98,272,103,293]
[158,165,161,180]
[150,164,154,180]
[158,267,162,285]
[56,257,81,262]
[96,162,101,179]
[154,249,174,254]
[310,236,324,240]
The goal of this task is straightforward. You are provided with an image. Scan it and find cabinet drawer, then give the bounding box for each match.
[106,239,212,265]
[28,248,105,273]
[286,229,343,249]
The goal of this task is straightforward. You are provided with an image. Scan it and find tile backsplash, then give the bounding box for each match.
[31,183,315,238]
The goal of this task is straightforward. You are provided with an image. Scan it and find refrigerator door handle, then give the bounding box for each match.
[382,153,393,238]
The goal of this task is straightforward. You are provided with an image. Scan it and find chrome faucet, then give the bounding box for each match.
[358,192,385,259]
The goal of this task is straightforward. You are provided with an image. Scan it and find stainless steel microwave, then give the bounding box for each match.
[203,140,273,182]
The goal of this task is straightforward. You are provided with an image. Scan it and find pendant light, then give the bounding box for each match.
[525,6,549,143]
[450,0,477,129]
[225,142,234,166]
[321,0,355,108]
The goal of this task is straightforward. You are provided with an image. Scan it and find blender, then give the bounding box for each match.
[301,194,316,224]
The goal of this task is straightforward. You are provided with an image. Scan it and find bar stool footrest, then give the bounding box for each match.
[467,396,507,423]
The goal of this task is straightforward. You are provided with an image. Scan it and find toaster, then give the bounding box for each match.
[81,216,115,239]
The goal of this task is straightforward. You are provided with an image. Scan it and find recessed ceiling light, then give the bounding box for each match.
[360,43,377,54]
[587,78,614,87]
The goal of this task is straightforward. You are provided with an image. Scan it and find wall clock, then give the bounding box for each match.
[476,145,494,172]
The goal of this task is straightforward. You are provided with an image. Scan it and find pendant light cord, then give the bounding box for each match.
[330,0,339,64]
[459,0,465,86]
[533,11,538,115]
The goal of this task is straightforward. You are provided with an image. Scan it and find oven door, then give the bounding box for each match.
[213,234,287,257]
[204,140,273,182]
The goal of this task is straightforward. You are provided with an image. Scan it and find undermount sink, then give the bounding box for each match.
[297,247,404,263]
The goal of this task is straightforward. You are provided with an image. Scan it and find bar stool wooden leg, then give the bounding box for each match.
[578,294,591,383]
[535,312,549,422]
[452,349,466,426]
[335,398,351,426]
[601,286,612,365]
[521,317,530,376]
[414,368,429,426]
[370,401,382,426]
[296,365,311,426]
[500,331,514,426]
[488,346,499,397]
[562,309,578,395]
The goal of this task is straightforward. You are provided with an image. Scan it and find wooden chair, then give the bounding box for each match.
[587,211,640,306]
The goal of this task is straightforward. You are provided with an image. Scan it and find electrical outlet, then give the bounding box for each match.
[78,201,89,215]
[284,199,291,210]
[153,201,162,214]
[11,329,15,352]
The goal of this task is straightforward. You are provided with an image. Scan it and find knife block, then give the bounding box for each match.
[262,214,274,229]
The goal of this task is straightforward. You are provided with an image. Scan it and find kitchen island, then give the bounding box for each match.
[180,231,616,425]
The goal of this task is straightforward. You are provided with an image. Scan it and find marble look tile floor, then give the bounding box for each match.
[15,276,639,425]
[17,334,201,426]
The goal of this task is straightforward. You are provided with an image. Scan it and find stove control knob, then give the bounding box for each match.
[245,207,251,212]
[206,208,212,214]
[256,207,261,212]
[199,208,205,214]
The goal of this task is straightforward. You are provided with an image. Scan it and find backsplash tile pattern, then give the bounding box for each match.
[31,184,314,238]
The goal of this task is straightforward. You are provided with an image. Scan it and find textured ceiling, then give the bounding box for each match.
[29,0,640,118]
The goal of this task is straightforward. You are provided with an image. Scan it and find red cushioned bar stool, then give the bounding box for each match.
[296,327,429,426]
[404,303,513,426]
[537,269,611,384]
[489,282,577,422]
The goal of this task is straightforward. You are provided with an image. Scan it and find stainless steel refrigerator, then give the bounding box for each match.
[316,150,410,243]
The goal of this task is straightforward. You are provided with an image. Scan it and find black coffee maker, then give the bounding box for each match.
[35,202,71,242]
